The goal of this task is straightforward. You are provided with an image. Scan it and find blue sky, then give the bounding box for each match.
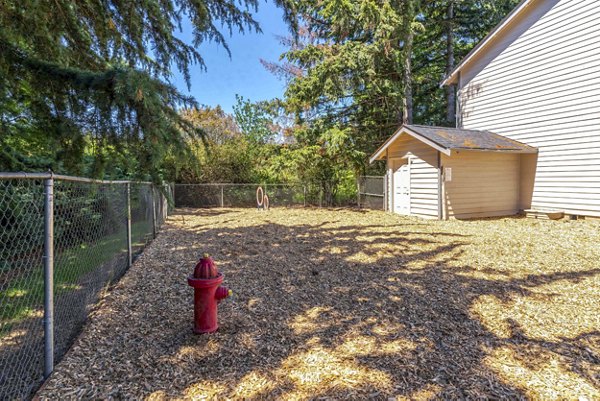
[171,2,290,113]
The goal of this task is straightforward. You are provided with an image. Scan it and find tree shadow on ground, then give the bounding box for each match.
[36,209,600,400]
[144,211,599,400]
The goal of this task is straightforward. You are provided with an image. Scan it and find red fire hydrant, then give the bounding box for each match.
[187,253,231,334]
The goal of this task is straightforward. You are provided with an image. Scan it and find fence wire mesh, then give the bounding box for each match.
[174,184,308,208]
[358,176,385,210]
[174,180,384,209]
[0,179,45,400]
[0,175,169,401]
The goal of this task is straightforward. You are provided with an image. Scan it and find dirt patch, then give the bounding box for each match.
[36,208,600,400]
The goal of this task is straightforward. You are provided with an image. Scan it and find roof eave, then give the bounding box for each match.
[368,127,404,164]
[369,126,451,164]
[441,72,458,87]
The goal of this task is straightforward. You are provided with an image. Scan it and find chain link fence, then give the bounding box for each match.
[174,183,308,208]
[0,173,170,401]
[1,174,381,399]
[174,180,385,209]
[357,176,386,210]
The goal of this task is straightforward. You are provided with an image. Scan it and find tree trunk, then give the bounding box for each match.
[401,1,416,125]
[402,47,413,125]
[445,0,456,126]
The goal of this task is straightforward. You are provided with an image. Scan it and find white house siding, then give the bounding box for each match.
[458,0,600,217]
[386,135,439,218]
[442,152,521,219]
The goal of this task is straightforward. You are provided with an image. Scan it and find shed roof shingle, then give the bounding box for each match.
[405,125,537,152]
[370,124,537,163]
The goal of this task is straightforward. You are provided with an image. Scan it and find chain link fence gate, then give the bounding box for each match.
[0,173,170,401]
[357,176,386,210]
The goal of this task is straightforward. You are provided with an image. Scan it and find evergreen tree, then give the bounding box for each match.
[412,0,520,125]
[271,0,520,172]
[278,0,421,168]
[0,0,296,180]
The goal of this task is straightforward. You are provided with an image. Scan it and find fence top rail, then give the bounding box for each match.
[0,172,152,185]
[360,175,385,179]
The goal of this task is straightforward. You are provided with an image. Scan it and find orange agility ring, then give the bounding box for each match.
[256,186,264,208]
[263,194,270,210]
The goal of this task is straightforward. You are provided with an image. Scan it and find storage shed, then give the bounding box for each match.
[370,124,538,219]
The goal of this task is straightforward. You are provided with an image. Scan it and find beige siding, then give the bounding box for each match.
[458,0,600,217]
[442,152,521,219]
[387,135,439,218]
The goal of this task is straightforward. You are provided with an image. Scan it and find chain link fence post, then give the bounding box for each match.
[303,185,306,207]
[172,182,175,209]
[43,176,54,378]
[357,178,361,208]
[319,185,323,208]
[151,185,157,239]
[220,185,224,208]
[126,182,132,267]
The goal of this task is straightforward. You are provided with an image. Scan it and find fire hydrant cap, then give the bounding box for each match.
[194,253,219,279]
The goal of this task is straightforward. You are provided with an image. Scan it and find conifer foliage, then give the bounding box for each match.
[278,0,520,161]
[0,0,294,180]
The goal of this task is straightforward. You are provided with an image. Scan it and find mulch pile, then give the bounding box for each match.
[36,208,600,400]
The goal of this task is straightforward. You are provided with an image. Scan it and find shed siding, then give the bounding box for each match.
[442,152,520,219]
[458,0,600,217]
[387,135,439,218]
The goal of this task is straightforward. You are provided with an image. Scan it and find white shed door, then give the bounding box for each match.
[394,163,410,215]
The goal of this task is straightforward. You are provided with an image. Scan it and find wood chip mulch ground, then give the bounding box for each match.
[36,208,600,400]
